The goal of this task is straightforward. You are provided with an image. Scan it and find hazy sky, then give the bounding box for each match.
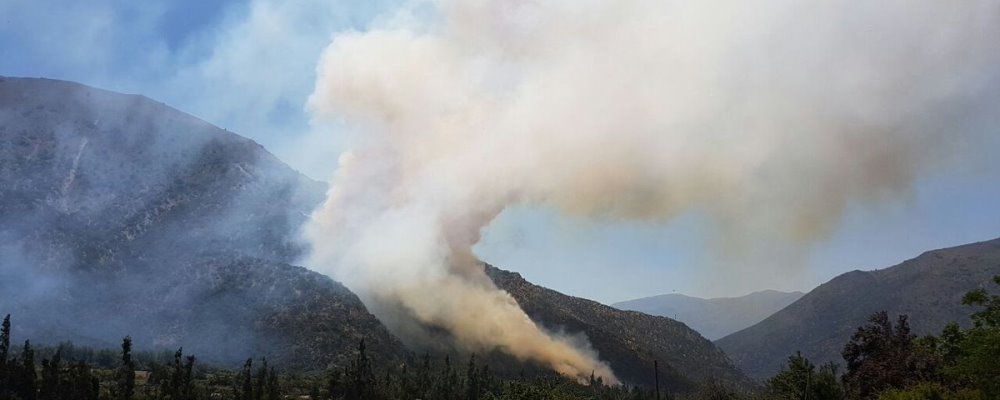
[3,0,998,303]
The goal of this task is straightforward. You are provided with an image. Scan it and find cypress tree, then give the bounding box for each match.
[345,340,375,400]
[254,358,268,400]
[236,358,253,400]
[19,340,37,400]
[115,336,135,400]
[181,355,195,400]
[167,348,184,399]
[266,367,280,400]
[0,314,10,388]
[165,350,196,400]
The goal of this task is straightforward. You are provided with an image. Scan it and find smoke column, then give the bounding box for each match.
[303,0,1000,381]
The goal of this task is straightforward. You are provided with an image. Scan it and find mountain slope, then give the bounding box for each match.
[614,290,803,340]
[715,238,1000,380]
[1,76,753,388]
[485,264,751,391]
[0,76,405,368]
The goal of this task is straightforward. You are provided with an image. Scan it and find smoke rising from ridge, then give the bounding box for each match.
[303,0,1000,381]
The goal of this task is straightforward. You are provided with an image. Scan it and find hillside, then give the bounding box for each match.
[0,76,405,368]
[0,77,750,391]
[485,264,751,391]
[715,238,1000,381]
[614,290,803,340]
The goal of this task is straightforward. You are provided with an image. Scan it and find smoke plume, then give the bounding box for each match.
[303,0,1000,382]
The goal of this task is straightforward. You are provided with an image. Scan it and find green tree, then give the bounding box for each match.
[842,312,936,399]
[255,358,268,400]
[465,355,482,400]
[114,336,135,400]
[266,367,280,400]
[876,382,983,400]
[236,358,254,400]
[944,276,1000,397]
[434,355,459,400]
[165,348,185,399]
[18,340,38,400]
[344,340,376,400]
[64,362,100,400]
[416,353,432,399]
[767,352,844,400]
[693,381,739,400]
[963,276,1000,329]
[38,350,62,400]
[164,348,196,400]
[182,355,196,400]
[1,314,9,392]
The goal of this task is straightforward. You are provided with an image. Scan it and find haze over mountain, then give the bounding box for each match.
[716,238,1000,381]
[614,290,804,340]
[0,76,751,389]
[0,76,404,368]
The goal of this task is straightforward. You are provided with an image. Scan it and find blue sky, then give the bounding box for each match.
[3,0,998,304]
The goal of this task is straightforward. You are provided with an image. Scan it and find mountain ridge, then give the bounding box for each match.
[716,237,1000,380]
[613,290,804,340]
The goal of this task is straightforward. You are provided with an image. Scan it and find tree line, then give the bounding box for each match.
[0,313,666,400]
[1,275,997,400]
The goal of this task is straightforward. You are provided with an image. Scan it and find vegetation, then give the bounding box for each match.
[765,352,842,400]
[1,276,997,399]
[0,314,671,400]
[757,276,1000,400]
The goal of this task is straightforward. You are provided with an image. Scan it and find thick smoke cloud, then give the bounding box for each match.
[303,0,1000,382]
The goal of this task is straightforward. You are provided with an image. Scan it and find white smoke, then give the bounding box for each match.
[303,0,1000,382]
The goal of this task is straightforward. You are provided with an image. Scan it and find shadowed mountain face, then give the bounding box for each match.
[485,264,752,391]
[716,238,1000,381]
[0,76,404,368]
[614,290,804,340]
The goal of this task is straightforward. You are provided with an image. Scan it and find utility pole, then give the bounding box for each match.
[654,360,661,400]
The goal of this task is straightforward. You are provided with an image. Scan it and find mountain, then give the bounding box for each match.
[716,238,1000,381]
[0,76,405,368]
[613,290,804,340]
[485,264,751,391]
[0,77,749,391]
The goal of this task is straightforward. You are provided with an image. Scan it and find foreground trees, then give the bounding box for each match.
[945,276,1000,397]
[764,276,1000,400]
[766,352,842,400]
[842,277,1000,399]
[1,314,43,400]
[840,312,939,398]
[0,317,662,400]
